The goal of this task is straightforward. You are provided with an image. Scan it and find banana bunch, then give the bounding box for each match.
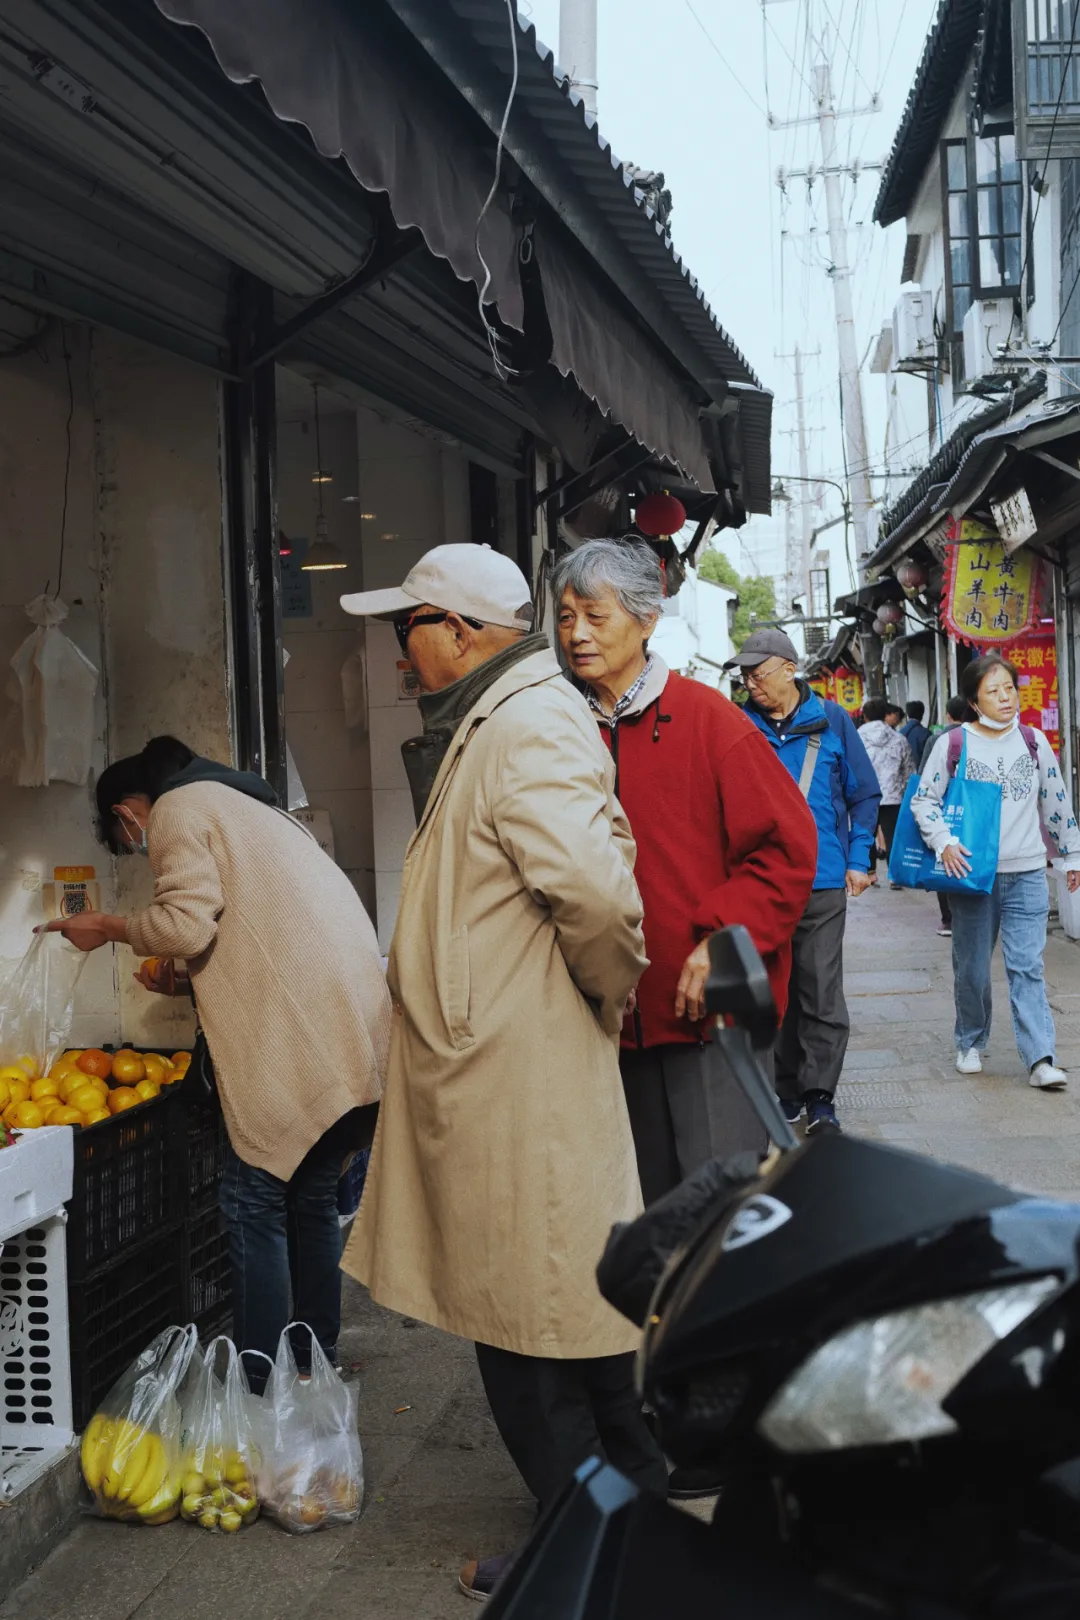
[81,1414,182,1524]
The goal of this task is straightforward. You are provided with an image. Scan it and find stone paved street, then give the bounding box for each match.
[4,882,1079,1620]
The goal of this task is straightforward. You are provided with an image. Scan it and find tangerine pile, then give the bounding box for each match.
[0,1046,191,1132]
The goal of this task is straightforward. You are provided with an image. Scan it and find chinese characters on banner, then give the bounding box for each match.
[1011,636,1059,755]
[941,517,1038,647]
[808,668,864,713]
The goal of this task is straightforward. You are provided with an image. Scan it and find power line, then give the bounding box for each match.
[685,0,769,116]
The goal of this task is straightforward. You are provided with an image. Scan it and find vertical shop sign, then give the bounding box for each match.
[1011,636,1059,754]
[942,518,1038,647]
[832,667,864,714]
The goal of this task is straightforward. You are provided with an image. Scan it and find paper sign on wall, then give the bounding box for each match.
[42,865,101,919]
[397,661,421,702]
[292,808,335,861]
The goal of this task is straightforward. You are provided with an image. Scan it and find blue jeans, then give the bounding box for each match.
[218,1122,348,1385]
[949,870,1056,1071]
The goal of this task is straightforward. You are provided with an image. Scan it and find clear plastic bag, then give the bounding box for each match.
[178,1336,262,1532]
[80,1325,198,1523]
[0,931,87,1074]
[255,1323,364,1533]
[7,595,99,787]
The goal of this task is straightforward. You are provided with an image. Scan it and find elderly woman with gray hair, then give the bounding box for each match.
[555,539,817,1204]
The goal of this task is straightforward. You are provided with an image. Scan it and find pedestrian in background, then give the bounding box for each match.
[860,697,916,885]
[339,544,667,1601]
[734,631,880,1135]
[920,695,970,938]
[901,700,931,765]
[555,542,817,1201]
[913,654,1080,1090]
[44,735,390,1382]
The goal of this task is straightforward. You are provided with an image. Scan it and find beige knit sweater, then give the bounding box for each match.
[126,782,390,1180]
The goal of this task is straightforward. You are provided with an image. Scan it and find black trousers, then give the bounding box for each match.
[775,888,850,1100]
[475,1342,669,1515]
[620,1041,766,1207]
[871,802,901,869]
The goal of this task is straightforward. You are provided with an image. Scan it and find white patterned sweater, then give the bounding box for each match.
[912,722,1080,874]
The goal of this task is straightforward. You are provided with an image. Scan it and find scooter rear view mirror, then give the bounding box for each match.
[706,926,799,1153]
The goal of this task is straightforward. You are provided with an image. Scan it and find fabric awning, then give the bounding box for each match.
[153,0,721,489]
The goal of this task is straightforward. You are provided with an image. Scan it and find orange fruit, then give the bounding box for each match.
[134,1079,160,1102]
[141,1056,171,1086]
[14,1055,38,1078]
[111,1050,145,1084]
[2,1103,20,1128]
[0,1081,11,1112]
[46,1105,83,1127]
[68,1083,107,1116]
[77,1049,112,1080]
[11,1101,45,1129]
[171,1052,191,1067]
[49,1058,77,1080]
[30,1076,61,1102]
[83,1107,110,1126]
[7,1079,29,1106]
[107,1088,141,1114]
[0,1065,30,1089]
[61,1072,106,1103]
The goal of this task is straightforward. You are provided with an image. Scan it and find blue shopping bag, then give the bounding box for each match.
[888,735,999,894]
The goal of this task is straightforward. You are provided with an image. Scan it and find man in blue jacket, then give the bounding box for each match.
[727,631,881,1134]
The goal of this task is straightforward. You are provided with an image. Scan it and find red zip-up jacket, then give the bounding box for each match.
[594,663,818,1049]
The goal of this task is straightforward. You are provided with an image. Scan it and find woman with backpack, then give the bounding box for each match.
[912,654,1080,1089]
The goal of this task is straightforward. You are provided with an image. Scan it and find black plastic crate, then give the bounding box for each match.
[67,1224,185,1428]
[66,1086,187,1280]
[183,1203,232,1339]
[183,1102,228,1214]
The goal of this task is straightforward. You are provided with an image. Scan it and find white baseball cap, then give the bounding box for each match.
[340,543,534,630]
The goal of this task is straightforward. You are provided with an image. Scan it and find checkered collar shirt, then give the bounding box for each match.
[586,656,654,726]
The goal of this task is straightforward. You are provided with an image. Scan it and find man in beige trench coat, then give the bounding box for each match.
[341,544,667,1600]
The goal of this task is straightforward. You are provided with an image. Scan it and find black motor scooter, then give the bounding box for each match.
[485,926,1080,1617]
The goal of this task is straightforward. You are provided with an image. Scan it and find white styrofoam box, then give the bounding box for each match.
[1055,867,1080,940]
[373,788,417,875]
[0,1213,74,1499]
[0,1129,73,1246]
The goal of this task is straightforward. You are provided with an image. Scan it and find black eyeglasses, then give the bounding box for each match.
[393,610,484,653]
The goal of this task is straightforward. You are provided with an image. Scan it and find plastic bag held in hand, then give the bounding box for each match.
[80,1325,198,1523]
[256,1323,364,1533]
[0,931,87,1075]
[8,596,98,786]
[179,1337,262,1532]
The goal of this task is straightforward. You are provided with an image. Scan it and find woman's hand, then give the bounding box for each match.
[37,912,128,952]
[134,957,187,996]
[676,940,712,1023]
[940,841,972,880]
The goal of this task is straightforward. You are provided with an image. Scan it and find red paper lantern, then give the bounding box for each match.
[876,600,904,625]
[895,558,927,591]
[635,493,687,538]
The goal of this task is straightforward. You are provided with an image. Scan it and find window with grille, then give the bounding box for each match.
[1014,0,1080,159]
[941,136,1024,376]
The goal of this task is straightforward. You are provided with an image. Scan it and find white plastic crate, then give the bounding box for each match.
[0,1214,74,1499]
[0,1128,74,1245]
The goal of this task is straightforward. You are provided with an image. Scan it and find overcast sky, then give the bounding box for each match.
[522,0,940,595]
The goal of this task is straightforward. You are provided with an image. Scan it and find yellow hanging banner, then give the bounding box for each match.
[941,517,1038,648]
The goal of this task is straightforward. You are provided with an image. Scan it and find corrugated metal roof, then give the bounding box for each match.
[450,0,762,390]
[873,0,984,228]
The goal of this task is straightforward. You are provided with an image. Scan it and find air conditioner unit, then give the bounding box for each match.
[892,285,935,370]
[962,298,1013,384]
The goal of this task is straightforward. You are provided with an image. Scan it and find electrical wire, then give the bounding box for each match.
[685,0,768,116]
[474,0,521,382]
[47,324,75,600]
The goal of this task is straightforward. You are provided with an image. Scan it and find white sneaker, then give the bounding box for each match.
[1030,1061,1068,1091]
[955,1048,983,1075]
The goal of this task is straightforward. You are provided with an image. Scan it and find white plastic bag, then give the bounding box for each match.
[256,1323,364,1533]
[0,931,87,1074]
[8,595,98,786]
[179,1336,262,1532]
[81,1325,198,1523]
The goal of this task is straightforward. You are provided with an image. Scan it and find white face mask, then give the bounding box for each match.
[975,707,1016,732]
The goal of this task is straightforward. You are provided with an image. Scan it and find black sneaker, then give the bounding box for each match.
[780,1096,804,1124]
[668,1464,724,1500]
[804,1091,840,1135]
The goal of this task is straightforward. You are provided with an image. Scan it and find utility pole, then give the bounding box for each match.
[559,0,598,117]
[793,346,814,607]
[774,47,884,692]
